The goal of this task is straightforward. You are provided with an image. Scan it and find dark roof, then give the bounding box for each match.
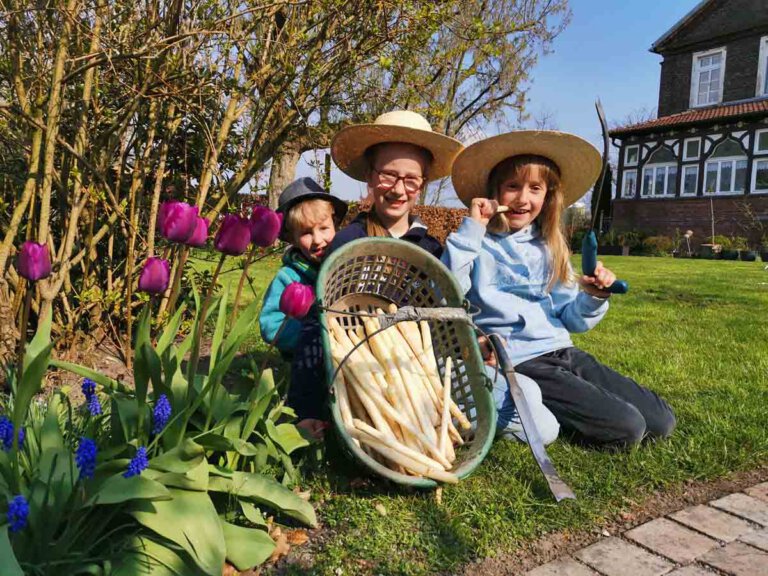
[610,99,768,137]
[650,0,715,54]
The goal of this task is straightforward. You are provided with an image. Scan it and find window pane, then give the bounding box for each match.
[647,147,675,163]
[719,162,732,192]
[711,139,743,158]
[758,131,768,152]
[685,139,700,159]
[683,166,698,195]
[626,146,638,164]
[642,168,653,196]
[666,166,678,195]
[711,53,721,65]
[734,160,747,192]
[655,169,665,196]
[623,171,637,197]
[756,160,768,190]
[705,163,718,193]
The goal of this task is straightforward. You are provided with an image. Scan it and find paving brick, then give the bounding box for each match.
[700,541,768,576]
[625,518,719,563]
[745,482,768,503]
[739,528,768,552]
[666,567,718,576]
[670,505,754,542]
[710,493,768,527]
[527,557,600,576]
[574,537,673,576]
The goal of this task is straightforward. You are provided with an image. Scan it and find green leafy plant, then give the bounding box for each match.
[3,286,315,575]
[641,236,675,257]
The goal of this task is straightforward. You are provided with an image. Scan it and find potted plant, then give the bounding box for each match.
[597,230,623,256]
[718,235,739,260]
[728,236,751,260]
[617,230,643,256]
[761,234,768,263]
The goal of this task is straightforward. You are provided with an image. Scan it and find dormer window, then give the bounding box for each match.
[690,47,726,107]
[758,36,768,97]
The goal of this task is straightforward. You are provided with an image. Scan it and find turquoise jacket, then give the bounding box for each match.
[441,217,609,366]
[259,249,318,353]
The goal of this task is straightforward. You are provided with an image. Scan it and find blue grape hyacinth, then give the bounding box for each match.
[82,378,102,416]
[123,447,149,478]
[152,394,171,434]
[0,416,24,451]
[7,495,29,533]
[75,437,98,480]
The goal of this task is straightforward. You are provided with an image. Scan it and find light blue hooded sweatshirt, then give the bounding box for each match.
[441,217,609,366]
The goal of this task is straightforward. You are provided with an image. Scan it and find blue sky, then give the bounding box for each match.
[297,0,701,204]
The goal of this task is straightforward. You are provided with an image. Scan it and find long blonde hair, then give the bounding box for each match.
[363,142,432,237]
[486,155,572,291]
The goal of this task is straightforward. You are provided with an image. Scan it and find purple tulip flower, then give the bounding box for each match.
[158,201,198,243]
[214,214,252,256]
[279,282,315,319]
[17,242,52,282]
[185,217,209,247]
[138,258,170,294]
[249,206,282,247]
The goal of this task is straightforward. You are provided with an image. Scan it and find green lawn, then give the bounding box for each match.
[207,253,768,575]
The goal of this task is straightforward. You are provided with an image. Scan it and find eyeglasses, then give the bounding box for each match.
[373,169,425,194]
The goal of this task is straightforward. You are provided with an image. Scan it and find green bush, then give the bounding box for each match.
[617,230,645,249]
[642,235,675,256]
[729,236,749,250]
[712,235,732,249]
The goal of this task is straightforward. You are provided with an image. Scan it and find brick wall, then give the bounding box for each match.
[655,0,768,117]
[612,196,768,247]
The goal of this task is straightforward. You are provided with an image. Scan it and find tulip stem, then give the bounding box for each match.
[165,245,188,316]
[229,246,257,330]
[16,285,33,384]
[259,316,289,378]
[182,253,225,437]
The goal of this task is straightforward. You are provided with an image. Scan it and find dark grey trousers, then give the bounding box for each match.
[516,347,676,447]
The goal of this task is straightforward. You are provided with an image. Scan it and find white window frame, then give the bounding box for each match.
[624,145,639,167]
[621,170,637,198]
[680,164,699,197]
[641,163,678,198]
[751,158,768,194]
[703,156,748,196]
[683,137,701,161]
[690,47,726,108]
[757,36,768,97]
[754,128,768,155]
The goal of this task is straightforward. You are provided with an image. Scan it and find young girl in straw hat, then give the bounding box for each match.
[328,110,463,257]
[443,131,675,447]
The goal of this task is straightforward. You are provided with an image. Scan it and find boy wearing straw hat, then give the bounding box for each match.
[443,131,675,447]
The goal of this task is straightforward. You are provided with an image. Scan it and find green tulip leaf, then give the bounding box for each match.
[112,535,207,576]
[149,438,205,473]
[267,422,310,455]
[129,488,226,576]
[208,471,317,527]
[0,526,23,576]
[221,521,275,570]
[86,473,172,506]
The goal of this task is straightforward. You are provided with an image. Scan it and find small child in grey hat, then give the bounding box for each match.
[258,177,347,438]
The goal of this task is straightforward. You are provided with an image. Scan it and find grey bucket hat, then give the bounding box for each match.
[276,177,348,240]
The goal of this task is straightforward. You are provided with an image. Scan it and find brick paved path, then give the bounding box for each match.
[527,482,768,576]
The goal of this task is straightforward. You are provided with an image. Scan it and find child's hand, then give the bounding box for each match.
[297,418,329,440]
[578,260,616,298]
[477,335,497,367]
[470,198,499,226]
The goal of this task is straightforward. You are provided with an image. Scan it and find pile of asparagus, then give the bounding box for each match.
[328,304,472,483]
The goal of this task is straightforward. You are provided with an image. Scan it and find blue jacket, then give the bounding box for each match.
[441,217,609,366]
[328,212,443,258]
[259,249,318,353]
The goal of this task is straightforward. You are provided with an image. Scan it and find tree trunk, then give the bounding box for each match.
[267,140,302,209]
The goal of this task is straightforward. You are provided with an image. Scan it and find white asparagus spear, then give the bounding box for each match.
[348,427,459,484]
[438,357,453,455]
[353,419,446,471]
[332,361,358,446]
[419,321,472,430]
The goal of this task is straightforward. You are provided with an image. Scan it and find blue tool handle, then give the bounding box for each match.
[580,231,629,294]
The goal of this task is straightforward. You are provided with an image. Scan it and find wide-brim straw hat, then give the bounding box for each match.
[330,110,464,182]
[451,131,602,209]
